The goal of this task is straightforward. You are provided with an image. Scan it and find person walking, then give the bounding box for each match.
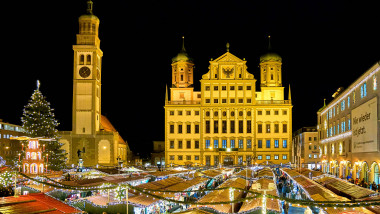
[372,181,377,192]
[283,201,289,214]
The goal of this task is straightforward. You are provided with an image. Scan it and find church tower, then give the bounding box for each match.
[72,0,103,135]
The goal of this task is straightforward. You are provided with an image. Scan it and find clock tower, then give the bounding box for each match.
[72,0,102,135]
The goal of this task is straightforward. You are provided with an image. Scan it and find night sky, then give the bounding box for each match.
[1,1,379,157]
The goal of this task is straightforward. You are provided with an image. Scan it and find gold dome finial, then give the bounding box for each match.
[226,42,230,52]
[87,0,94,15]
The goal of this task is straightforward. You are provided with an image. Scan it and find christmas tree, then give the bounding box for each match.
[21,80,67,171]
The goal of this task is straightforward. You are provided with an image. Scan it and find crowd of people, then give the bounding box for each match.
[345,177,379,191]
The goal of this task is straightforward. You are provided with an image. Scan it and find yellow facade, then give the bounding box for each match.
[165,42,292,167]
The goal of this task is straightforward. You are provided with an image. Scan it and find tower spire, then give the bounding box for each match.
[226,42,230,52]
[87,0,93,15]
[288,84,292,101]
[181,36,186,52]
[268,35,272,51]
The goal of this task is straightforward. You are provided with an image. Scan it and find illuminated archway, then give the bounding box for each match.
[361,162,369,183]
[39,164,44,173]
[30,163,38,174]
[23,163,29,174]
[370,162,379,184]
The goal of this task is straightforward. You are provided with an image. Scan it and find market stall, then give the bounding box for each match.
[191,177,247,213]
[239,178,281,214]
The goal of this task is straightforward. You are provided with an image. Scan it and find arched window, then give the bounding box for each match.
[86,55,91,65]
[31,152,37,160]
[26,152,30,159]
[80,55,85,65]
[39,164,44,173]
[37,152,41,160]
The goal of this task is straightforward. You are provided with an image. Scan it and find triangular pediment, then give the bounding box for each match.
[212,52,244,63]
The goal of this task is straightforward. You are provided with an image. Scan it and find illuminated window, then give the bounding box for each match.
[214,140,219,148]
[258,155,262,160]
[282,155,287,160]
[238,139,244,148]
[374,76,377,90]
[266,124,271,133]
[247,140,252,148]
[266,155,271,160]
[222,140,227,148]
[347,96,350,108]
[341,100,345,111]
[230,140,235,148]
[274,155,279,160]
[274,140,279,148]
[283,140,287,148]
[205,140,210,149]
[31,152,37,160]
[266,140,271,148]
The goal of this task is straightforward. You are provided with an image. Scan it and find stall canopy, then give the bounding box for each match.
[128,177,186,208]
[314,176,376,199]
[158,177,209,198]
[239,178,281,213]
[192,177,247,213]
[0,193,81,214]
[282,168,374,214]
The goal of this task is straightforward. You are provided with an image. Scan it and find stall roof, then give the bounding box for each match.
[136,176,185,190]
[235,169,255,179]
[0,193,81,214]
[128,194,160,207]
[256,168,274,178]
[315,176,376,199]
[148,170,193,178]
[194,178,247,213]
[282,169,375,214]
[299,168,324,178]
[159,177,209,198]
[239,178,280,213]
[62,175,148,187]
[200,169,224,178]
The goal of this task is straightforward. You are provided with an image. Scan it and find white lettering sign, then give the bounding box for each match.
[352,97,378,153]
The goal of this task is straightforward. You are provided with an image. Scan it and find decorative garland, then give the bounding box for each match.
[15,171,380,208]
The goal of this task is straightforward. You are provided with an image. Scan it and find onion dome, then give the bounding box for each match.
[79,0,99,21]
[172,36,192,63]
[260,36,282,62]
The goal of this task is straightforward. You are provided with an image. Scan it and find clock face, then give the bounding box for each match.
[79,66,91,78]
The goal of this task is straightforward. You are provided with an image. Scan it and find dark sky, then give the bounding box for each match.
[1,0,379,157]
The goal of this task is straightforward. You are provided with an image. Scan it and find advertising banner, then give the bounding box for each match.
[352,97,378,153]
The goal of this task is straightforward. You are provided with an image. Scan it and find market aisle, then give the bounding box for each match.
[288,204,307,214]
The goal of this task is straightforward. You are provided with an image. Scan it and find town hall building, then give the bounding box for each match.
[165,38,293,167]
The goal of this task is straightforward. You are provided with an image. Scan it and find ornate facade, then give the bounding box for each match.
[165,40,292,167]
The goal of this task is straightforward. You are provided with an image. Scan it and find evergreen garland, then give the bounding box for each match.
[21,82,67,171]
